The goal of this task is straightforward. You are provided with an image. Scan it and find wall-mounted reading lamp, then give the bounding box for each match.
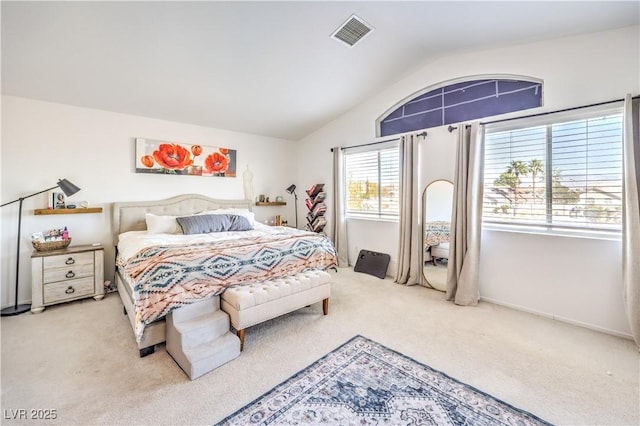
[0,179,81,316]
[286,184,298,229]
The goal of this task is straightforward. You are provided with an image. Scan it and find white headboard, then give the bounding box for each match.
[112,194,252,246]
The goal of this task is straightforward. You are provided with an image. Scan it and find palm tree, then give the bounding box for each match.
[507,160,529,215]
[494,172,516,196]
[528,159,544,201]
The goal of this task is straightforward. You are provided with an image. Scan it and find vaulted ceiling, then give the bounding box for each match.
[2,1,638,140]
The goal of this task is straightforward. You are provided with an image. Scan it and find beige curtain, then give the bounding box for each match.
[331,147,349,267]
[395,134,421,285]
[622,95,640,348]
[446,123,484,305]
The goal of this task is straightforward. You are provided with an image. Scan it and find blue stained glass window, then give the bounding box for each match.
[379,79,542,137]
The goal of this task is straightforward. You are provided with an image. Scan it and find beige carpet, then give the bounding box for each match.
[1,268,638,425]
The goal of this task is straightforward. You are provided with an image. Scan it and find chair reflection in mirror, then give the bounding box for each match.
[422,179,454,291]
[424,221,450,266]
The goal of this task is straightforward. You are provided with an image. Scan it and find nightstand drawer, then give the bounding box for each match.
[43,263,94,284]
[43,276,95,304]
[31,245,105,313]
[43,251,93,269]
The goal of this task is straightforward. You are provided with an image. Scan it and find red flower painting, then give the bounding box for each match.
[204,151,229,174]
[140,155,154,168]
[153,144,193,170]
[136,138,236,177]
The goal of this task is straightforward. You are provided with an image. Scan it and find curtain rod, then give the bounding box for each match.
[447,94,640,132]
[330,131,427,152]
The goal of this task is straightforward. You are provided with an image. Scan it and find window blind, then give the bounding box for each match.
[345,147,399,218]
[483,109,623,233]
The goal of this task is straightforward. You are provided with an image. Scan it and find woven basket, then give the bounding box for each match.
[32,238,71,252]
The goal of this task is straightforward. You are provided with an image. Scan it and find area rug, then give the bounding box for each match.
[217,335,552,425]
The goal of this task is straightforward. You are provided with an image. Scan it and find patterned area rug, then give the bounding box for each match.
[217,335,552,425]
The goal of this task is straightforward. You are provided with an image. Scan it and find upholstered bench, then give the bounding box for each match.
[220,270,332,350]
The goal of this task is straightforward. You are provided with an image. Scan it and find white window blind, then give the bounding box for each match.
[483,107,623,234]
[344,146,399,218]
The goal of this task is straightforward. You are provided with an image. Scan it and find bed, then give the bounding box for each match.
[113,194,337,356]
[424,220,450,266]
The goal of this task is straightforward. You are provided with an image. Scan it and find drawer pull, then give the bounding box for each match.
[65,257,75,265]
[65,271,76,278]
[65,286,75,294]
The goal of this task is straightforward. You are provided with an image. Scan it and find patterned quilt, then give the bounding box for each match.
[424,221,450,251]
[117,230,337,341]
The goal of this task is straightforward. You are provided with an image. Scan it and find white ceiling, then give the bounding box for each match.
[2,1,638,141]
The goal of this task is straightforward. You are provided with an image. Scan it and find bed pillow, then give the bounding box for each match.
[199,208,257,226]
[176,214,253,235]
[145,213,181,234]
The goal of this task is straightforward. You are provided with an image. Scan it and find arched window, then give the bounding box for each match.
[378,77,543,137]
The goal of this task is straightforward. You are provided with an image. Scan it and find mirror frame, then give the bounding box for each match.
[421,179,454,290]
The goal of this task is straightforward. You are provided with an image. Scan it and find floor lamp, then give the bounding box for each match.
[0,178,81,316]
[286,184,298,229]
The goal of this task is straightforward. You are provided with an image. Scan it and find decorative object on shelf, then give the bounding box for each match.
[135,138,237,177]
[286,184,298,228]
[0,178,80,316]
[52,191,66,209]
[275,196,284,202]
[305,184,326,233]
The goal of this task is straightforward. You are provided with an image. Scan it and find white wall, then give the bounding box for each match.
[2,26,637,337]
[348,121,456,274]
[1,96,297,308]
[297,26,639,337]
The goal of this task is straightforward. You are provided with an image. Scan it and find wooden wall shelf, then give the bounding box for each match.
[34,208,103,215]
[255,202,286,206]
[256,201,287,206]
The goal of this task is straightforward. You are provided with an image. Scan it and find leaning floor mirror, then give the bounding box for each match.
[422,179,454,291]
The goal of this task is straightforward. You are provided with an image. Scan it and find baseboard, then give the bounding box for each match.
[480,296,634,340]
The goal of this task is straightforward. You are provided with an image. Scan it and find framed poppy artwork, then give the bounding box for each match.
[135,138,237,177]
[52,191,66,209]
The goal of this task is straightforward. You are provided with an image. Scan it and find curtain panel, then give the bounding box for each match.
[394,134,421,285]
[446,123,484,305]
[622,94,640,348]
[331,147,349,267]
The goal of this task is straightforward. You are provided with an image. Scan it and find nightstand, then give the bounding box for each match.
[30,244,105,313]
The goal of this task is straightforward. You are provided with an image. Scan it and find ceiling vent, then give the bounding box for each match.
[331,14,374,47]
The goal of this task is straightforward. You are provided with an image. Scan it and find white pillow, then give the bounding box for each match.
[199,209,257,227]
[145,213,181,234]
